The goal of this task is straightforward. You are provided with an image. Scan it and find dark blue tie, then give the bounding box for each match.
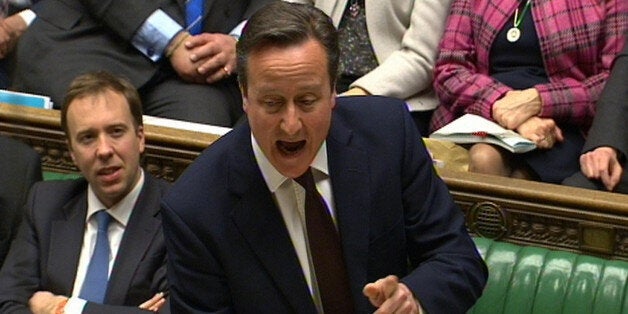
[79,210,111,303]
[186,0,203,35]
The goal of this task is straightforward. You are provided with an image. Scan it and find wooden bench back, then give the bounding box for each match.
[3,103,627,260]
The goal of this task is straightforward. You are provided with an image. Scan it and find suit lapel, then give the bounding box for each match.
[327,113,371,311]
[229,126,317,313]
[48,192,88,295]
[106,175,162,304]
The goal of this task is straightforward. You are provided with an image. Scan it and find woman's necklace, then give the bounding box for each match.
[349,0,360,18]
[506,0,532,43]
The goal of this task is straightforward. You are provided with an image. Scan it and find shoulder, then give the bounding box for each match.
[25,179,88,219]
[333,96,410,128]
[330,96,418,151]
[0,137,38,160]
[164,124,251,201]
[143,172,171,196]
[29,179,87,202]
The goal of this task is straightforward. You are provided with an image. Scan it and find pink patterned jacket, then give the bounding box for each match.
[430,0,628,132]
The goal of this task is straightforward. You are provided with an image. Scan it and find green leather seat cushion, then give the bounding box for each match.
[471,237,628,314]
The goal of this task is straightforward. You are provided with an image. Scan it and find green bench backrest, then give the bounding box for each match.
[471,237,628,314]
[43,172,82,181]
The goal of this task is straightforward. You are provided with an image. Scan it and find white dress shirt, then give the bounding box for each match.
[64,170,145,313]
[251,134,337,312]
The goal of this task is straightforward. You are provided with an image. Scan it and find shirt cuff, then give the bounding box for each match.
[229,20,247,40]
[64,297,87,314]
[131,9,183,62]
[18,9,36,26]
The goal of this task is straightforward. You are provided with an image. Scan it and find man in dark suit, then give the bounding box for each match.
[0,72,170,313]
[11,0,274,126]
[0,135,42,267]
[161,3,487,313]
[563,34,628,193]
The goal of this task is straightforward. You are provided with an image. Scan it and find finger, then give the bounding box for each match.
[600,157,620,190]
[381,275,400,298]
[148,298,166,312]
[197,55,224,76]
[184,33,212,49]
[363,282,385,307]
[580,154,595,178]
[606,165,623,191]
[139,292,163,309]
[205,67,231,84]
[536,136,550,149]
[553,126,564,142]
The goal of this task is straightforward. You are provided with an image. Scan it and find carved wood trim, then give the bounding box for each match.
[441,169,628,260]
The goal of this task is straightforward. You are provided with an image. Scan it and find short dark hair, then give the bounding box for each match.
[61,71,143,139]
[236,2,339,91]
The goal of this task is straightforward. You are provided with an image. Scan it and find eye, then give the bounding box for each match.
[111,127,125,137]
[77,134,95,145]
[298,96,318,110]
[261,98,284,113]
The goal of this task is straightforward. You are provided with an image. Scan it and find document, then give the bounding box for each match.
[0,89,53,109]
[429,114,536,153]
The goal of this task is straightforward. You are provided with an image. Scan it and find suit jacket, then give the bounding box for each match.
[287,0,451,111]
[0,174,170,314]
[161,96,488,313]
[12,0,274,106]
[583,36,628,158]
[0,137,42,268]
[574,34,628,191]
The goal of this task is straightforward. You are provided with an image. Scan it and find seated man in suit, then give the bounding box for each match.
[0,71,170,313]
[11,0,275,126]
[563,33,628,194]
[0,135,42,267]
[161,2,488,313]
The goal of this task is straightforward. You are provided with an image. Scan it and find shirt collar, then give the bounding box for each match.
[251,133,329,193]
[86,168,145,226]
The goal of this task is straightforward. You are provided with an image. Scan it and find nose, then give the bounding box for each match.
[281,104,302,136]
[95,135,114,159]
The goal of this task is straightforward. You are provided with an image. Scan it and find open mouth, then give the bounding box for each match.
[277,140,306,156]
[98,166,121,182]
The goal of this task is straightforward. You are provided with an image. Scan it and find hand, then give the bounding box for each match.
[492,88,542,130]
[580,146,623,191]
[185,33,237,84]
[28,291,68,314]
[516,116,563,149]
[169,32,208,84]
[0,13,28,58]
[363,275,421,314]
[139,292,167,312]
[340,87,369,97]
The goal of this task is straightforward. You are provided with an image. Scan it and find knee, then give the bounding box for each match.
[468,144,508,175]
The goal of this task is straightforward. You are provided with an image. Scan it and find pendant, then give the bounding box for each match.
[506,27,521,42]
[349,1,360,18]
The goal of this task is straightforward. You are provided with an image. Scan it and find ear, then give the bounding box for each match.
[330,91,337,110]
[242,95,249,114]
[137,125,146,154]
[67,139,77,165]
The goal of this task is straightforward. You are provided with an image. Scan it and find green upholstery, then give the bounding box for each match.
[470,237,628,314]
[43,171,82,181]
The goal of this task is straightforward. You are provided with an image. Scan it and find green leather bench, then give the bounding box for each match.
[471,237,628,314]
[43,172,82,181]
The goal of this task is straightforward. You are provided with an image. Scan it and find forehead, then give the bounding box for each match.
[246,39,330,85]
[66,90,133,129]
